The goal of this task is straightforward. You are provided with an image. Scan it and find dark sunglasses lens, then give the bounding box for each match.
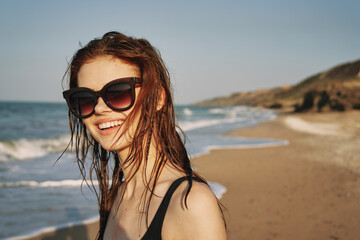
[106,83,133,110]
[70,92,96,117]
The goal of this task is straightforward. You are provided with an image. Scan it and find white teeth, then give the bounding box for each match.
[98,120,122,130]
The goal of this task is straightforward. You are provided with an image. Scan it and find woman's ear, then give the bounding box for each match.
[156,87,166,111]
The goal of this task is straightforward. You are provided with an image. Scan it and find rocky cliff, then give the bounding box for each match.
[194,59,360,112]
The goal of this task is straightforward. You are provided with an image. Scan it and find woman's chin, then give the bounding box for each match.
[100,142,131,153]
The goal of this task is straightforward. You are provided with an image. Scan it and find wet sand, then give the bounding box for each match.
[17,111,360,240]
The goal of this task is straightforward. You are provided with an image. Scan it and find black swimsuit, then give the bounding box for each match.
[141,176,204,240]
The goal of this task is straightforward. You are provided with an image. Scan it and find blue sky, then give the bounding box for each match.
[0,0,359,104]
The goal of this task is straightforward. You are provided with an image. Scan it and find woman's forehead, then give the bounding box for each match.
[77,56,140,89]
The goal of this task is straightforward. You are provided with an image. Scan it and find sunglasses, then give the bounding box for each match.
[63,77,142,118]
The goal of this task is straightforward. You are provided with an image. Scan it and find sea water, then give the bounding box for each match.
[0,102,286,239]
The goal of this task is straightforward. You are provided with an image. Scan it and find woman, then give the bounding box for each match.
[62,31,226,240]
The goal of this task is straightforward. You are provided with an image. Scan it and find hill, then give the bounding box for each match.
[194,59,360,112]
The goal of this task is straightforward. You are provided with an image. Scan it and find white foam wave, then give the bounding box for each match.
[208,108,227,114]
[180,117,246,132]
[208,106,253,116]
[208,181,227,199]
[180,118,226,131]
[183,108,193,116]
[191,140,289,158]
[1,178,226,200]
[0,179,98,188]
[180,107,276,132]
[0,134,71,161]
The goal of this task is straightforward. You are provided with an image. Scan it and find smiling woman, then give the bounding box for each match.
[61,32,227,240]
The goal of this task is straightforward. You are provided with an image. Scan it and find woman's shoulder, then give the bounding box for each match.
[172,178,220,217]
[162,177,227,239]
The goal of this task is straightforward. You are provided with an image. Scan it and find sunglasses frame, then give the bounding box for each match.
[63,77,142,118]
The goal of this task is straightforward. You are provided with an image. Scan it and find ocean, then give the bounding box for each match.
[0,101,286,239]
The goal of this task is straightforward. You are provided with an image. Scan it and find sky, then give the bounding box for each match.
[0,0,359,104]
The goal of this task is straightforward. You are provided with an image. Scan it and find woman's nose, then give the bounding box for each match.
[94,97,112,115]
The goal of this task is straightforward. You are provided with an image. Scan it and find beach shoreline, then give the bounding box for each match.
[12,110,360,240]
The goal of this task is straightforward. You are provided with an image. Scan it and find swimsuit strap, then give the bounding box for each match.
[142,176,205,240]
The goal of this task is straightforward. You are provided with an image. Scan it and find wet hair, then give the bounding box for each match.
[63,31,224,239]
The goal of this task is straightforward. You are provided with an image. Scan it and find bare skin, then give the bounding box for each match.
[77,56,227,240]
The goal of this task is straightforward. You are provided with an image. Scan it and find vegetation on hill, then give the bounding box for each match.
[194,59,360,112]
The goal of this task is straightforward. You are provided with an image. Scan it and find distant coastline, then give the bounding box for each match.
[194,59,360,113]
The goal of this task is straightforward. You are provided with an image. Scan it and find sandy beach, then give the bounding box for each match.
[197,110,360,240]
[16,110,360,240]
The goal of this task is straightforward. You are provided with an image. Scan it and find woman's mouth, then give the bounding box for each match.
[98,120,123,130]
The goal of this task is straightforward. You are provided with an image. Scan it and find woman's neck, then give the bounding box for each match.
[116,138,160,198]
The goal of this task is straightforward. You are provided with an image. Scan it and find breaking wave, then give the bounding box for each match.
[0,179,225,199]
[179,106,276,132]
[0,179,98,188]
[0,135,71,161]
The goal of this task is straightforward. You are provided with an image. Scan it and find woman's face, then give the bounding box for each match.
[77,56,141,151]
